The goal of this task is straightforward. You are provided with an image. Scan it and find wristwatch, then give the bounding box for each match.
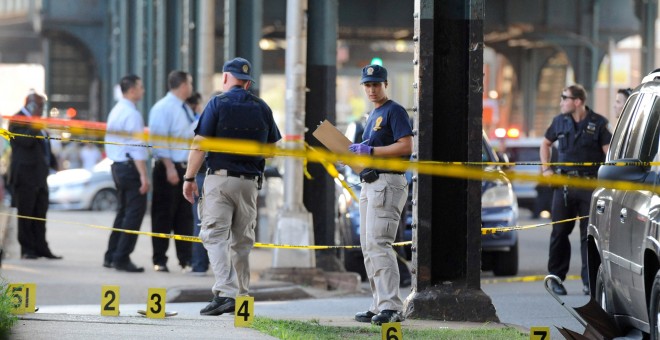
[183,175,195,182]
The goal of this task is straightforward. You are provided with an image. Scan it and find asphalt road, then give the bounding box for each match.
[482,208,590,339]
[1,207,591,339]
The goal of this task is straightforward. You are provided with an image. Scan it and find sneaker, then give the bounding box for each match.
[200,296,236,316]
[354,310,376,323]
[103,260,113,268]
[154,264,169,272]
[582,285,590,295]
[371,310,404,325]
[549,279,567,296]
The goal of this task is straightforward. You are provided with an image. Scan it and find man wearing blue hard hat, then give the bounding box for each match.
[183,57,281,316]
[349,64,413,325]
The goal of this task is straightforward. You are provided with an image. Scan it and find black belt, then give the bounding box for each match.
[212,169,259,180]
[377,171,405,175]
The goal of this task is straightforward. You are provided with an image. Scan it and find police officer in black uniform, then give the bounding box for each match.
[540,84,612,296]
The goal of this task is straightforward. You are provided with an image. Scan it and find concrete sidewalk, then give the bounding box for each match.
[2,210,518,339]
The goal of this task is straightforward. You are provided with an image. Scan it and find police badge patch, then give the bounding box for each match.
[242,65,249,73]
[367,67,374,75]
[586,122,596,134]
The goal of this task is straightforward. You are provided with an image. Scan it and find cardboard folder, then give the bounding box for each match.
[312,120,364,173]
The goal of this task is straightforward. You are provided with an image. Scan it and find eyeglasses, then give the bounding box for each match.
[560,95,576,100]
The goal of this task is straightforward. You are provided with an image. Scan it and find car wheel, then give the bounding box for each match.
[650,271,660,340]
[90,189,118,211]
[595,264,613,315]
[493,240,519,276]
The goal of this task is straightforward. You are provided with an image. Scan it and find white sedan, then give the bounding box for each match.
[48,158,118,211]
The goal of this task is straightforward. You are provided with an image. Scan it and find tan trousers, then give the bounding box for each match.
[359,173,408,312]
[198,174,258,298]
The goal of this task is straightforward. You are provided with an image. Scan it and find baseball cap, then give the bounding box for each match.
[360,64,388,84]
[223,57,254,82]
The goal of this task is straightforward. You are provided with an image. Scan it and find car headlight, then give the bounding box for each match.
[482,185,515,208]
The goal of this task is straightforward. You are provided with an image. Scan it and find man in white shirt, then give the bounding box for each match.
[103,74,149,273]
[148,70,195,272]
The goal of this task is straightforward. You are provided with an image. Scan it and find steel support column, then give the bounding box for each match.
[404,0,498,322]
[641,0,657,75]
[304,0,339,271]
[224,0,262,95]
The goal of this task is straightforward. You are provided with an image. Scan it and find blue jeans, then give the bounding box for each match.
[191,172,209,272]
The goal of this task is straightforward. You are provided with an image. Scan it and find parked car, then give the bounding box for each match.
[499,137,554,218]
[48,158,118,211]
[337,131,520,279]
[587,69,660,338]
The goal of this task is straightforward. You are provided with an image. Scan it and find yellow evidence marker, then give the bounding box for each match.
[234,295,254,327]
[381,322,403,340]
[101,285,120,316]
[7,283,25,315]
[146,288,166,319]
[23,283,36,313]
[530,326,550,340]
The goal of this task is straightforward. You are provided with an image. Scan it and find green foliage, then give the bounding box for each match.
[251,317,527,340]
[0,282,17,338]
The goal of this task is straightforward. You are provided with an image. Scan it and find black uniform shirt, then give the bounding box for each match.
[544,108,612,174]
[195,86,281,175]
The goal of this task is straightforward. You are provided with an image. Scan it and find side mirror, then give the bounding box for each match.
[497,152,511,170]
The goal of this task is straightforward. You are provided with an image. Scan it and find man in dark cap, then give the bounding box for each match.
[183,57,281,316]
[349,64,413,325]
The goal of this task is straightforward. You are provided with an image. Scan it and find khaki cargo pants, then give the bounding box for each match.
[359,173,408,313]
[198,174,258,298]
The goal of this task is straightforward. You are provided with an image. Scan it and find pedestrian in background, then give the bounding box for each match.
[185,91,210,276]
[540,84,611,295]
[8,92,61,259]
[349,64,413,325]
[103,75,149,273]
[80,143,102,171]
[183,57,281,316]
[613,87,632,119]
[148,70,195,273]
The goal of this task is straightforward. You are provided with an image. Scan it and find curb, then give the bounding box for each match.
[168,281,313,303]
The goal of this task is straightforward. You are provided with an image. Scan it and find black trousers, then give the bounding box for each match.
[14,185,51,257]
[547,185,592,285]
[151,161,193,267]
[104,162,147,265]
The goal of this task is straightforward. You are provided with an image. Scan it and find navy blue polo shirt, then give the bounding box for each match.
[362,100,413,171]
[544,109,611,174]
[195,86,281,175]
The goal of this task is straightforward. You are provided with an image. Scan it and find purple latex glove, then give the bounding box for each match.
[349,143,372,155]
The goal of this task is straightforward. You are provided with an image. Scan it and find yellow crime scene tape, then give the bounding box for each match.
[0,119,627,245]
[0,212,410,250]
[481,274,582,285]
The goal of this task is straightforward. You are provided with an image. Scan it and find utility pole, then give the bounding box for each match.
[196,0,215,103]
[271,0,315,268]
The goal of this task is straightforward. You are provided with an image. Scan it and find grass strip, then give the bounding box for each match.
[251,317,527,340]
[0,281,18,338]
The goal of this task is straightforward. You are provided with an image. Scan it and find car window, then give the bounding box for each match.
[621,96,654,159]
[609,92,639,160]
[640,95,660,162]
[507,147,538,162]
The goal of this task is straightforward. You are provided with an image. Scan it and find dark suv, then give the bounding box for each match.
[588,69,660,338]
